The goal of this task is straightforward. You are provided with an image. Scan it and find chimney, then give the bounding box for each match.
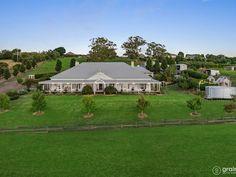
[75,61,80,66]
[131,61,134,67]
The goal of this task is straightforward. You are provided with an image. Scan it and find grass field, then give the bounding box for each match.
[0,87,234,129]
[0,124,236,177]
[26,57,72,75]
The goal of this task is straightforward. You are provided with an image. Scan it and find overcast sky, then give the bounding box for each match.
[0,0,236,56]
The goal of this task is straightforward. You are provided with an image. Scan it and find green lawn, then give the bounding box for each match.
[0,88,234,129]
[0,124,236,177]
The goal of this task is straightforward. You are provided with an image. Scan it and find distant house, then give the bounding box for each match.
[39,62,160,94]
[207,76,215,83]
[176,64,187,74]
[225,66,236,71]
[205,86,236,99]
[205,69,220,76]
[215,76,231,87]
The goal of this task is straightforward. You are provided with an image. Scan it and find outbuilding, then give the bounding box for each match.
[205,86,236,99]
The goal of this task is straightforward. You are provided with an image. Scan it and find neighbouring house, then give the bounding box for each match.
[207,75,215,83]
[205,86,236,99]
[204,69,220,76]
[39,62,161,94]
[215,76,231,87]
[176,64,187,74]
[225,65,236,71]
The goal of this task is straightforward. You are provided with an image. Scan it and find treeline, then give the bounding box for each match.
[176,52,236,65]
[0,47,66,79]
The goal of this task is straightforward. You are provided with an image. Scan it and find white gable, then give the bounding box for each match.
[88,72,112,80]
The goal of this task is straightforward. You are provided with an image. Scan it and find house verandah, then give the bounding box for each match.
[40,79,161,94]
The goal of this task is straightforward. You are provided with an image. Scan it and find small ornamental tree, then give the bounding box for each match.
[55,59,62,72]
[13,69,18,76]
[137,95,150,119]
[32,59,37,68]
[19,64,26,73]
[26,60,32,70]
[3,68,11,80]
[224,103,236,114]
[16,77,23,84]
[0,94,10,112]
[32,91,46,115]
[82,96,96,118]
[70,58,76,67]
[186,97,202,116]
[24,79,35,91]
[82,85,94,95]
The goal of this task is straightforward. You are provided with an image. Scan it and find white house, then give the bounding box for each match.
[205,69,220,76]
[215,76,231,87]
[176,64,187,74]
[39,62,161,94]
[205,86,236,99]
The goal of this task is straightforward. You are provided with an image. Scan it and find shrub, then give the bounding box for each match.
[82,96,96,118]
[3,68,11,80]
[24,79,36,91]
[6,91,20,100]
[82,85,93,95]
[224,103,236,114]
[16,77,23,84]
[183,70,207,79]
[19,64,26,73]
[34,72,56,79]
[0,94,10,111]
[17,89,28,95]
[137,95,150,118]
[186,97,202,115]
[32,91,46,113]
[104,85,117,94]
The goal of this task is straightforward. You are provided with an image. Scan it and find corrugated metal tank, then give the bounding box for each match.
[205,86,236,99]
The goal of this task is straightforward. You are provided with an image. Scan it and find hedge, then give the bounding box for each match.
[104,85,118,94]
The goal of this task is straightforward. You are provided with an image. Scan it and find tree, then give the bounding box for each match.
[70,58,76,67]
[26,60,32,70]
[32,59,37,68]
[55,59,62,72]
[186,97,202,115]
[161,57,168,71]
[153,60,161,74]
[146,42,166,59]
[32,91,46,115]
[122,36,146,59]
[54,47,66,56]
[19,64,26,73]
[24,78,35,91]
[12,69,18,76]
[146,58,153,71]
[176,52,185,63]
[0,94,10,112]
[82,96,96,118]
[88,37,117,61]
[3,68,11,80]
[16,77,23,84]
[137,95,150,119]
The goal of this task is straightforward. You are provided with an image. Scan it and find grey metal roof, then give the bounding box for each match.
[40,79,159,84]
[51,62,155,80]
[133,66,152,73]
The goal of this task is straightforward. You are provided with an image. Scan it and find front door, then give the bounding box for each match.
[99,84,103,90]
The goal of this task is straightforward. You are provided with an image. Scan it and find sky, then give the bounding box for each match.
[0,0,236,56]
